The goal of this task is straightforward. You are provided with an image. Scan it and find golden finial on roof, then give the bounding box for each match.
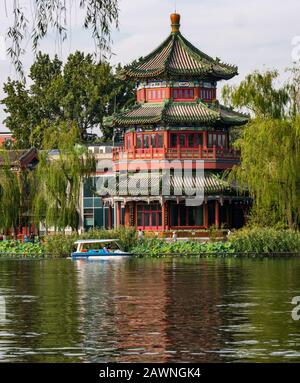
[170,13,180,33]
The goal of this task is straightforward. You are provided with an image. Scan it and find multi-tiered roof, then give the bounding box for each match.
[113,13,248,127]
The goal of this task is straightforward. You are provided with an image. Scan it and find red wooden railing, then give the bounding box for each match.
[112,145,240,161]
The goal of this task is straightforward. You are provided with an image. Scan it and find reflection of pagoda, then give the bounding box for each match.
[105,13,249,231]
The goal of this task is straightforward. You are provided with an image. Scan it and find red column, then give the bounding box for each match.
[203,131,207,149]
[124,204,130,227]
[116,202,122,227]
[215,200,219,229]
[204,203,208,228]
[194,87,200,100]
[165,87,171,100]
[162,201,169,231]
[161,203,165,231]
[164,131,169,149]
[108,205,112,229]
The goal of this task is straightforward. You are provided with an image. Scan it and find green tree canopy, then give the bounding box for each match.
[2,51,135,148]
[33,122,96,231]
[222,69,290,119]
[223,68,300,228]
[0,150,34,234]
[0,151,21,233]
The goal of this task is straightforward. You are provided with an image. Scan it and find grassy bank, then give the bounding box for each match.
[1,227,300,258]
[131,228,300,257]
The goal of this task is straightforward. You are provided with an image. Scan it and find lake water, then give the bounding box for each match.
[1,257,300,362]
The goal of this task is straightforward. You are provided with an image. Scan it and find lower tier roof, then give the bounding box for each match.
[112,101,248,127]
[94,172,240,198]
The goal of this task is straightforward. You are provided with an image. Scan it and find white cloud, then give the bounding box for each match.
[0,0,299,131]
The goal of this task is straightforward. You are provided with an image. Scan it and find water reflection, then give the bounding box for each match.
[1,257,300,362]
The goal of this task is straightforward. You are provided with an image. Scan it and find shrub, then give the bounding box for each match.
[42,226,138,257]
[228,227,300,253]
[132,238,234,257]
[0,240,44,257]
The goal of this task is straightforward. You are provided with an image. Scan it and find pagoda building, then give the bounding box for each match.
[102,13,250,231]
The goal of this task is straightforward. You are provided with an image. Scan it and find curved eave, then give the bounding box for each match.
[113,101,221,127]
[218,116,249,127]
[218,106,249,127]
[122,67,238,81]
[114,115,161,125]
[122,31,238,82]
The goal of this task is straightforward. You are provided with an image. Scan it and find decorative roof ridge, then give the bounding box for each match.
[123,33,173,74]
[177,33,214,72]
[179,33,238,74]
[164,33,177,76]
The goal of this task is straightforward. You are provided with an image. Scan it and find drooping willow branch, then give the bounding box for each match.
[4,0,119,79]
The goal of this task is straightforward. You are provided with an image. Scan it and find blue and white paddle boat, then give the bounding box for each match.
[71,239,132,260]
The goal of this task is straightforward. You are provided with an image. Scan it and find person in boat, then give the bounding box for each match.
[100,246,110,254]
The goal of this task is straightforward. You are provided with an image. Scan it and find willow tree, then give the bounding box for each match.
[227,117,300,228]
[33,123,96,231]
[222,69,290,119]
[3,0,119,77]
[0,151,21,234]
[222,68,300,228]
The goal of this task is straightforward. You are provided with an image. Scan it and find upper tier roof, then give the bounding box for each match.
[121,13,238,81]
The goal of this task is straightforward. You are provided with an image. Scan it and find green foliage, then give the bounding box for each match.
[2,52,135,147]
[132,228,300,257]
[42,233,79,258]
[0,152,21,232]
[33,123,96,231]
[228,227,300,253]
[226,117,300,228]
[222,69,290,119]
[42,227,138,257]
[285,67,300,117]
[132,239,234,258]
[0,241,43,257]
[1,228,300,258]
[222,67,300,228]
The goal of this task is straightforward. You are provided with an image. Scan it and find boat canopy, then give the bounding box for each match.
[74,239,120,245]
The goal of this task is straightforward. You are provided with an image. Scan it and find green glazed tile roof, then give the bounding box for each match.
[121,32,238,81]
[165,102,219,124]
[114,104,164,125]
[113,101,248,127]
[97,172,231,197]
[218,105,250,126]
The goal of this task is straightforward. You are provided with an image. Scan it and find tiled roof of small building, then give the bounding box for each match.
[121,14,237,81]
[113,101,248,127]
[96,172,232,197]
[0,148,37,168]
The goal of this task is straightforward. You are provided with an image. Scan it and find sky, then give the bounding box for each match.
[0,0,299,132]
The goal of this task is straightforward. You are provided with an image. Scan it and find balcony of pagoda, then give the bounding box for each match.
[112,145,240,163]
